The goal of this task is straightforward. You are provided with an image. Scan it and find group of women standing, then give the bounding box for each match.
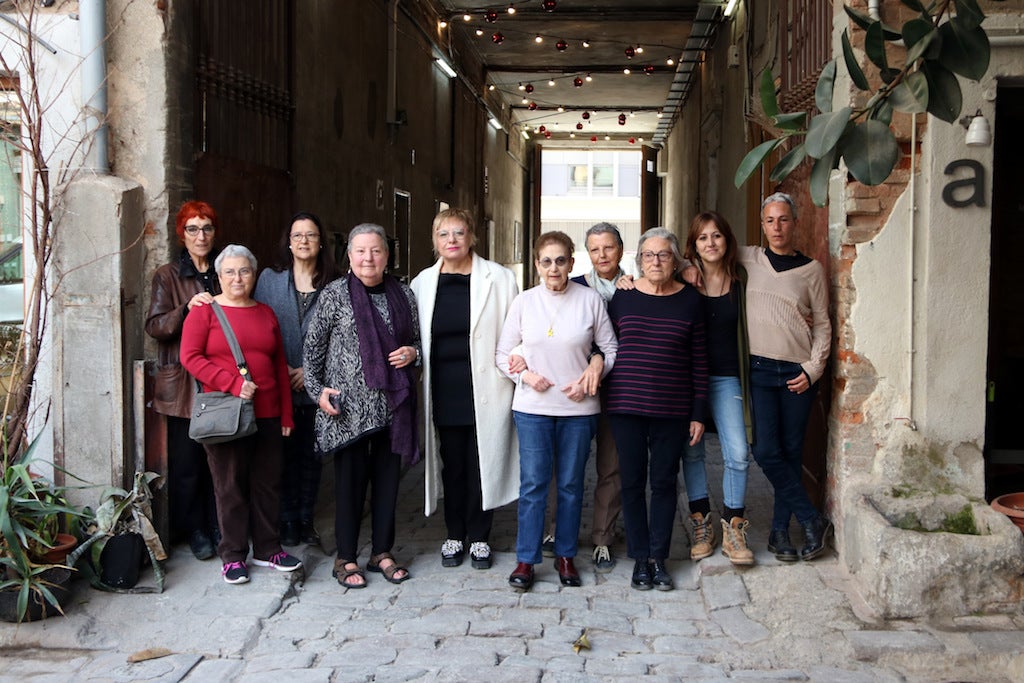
[146,191,831,591]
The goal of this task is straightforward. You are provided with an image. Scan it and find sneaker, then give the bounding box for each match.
[721,517,755,566]
[592,545,615,573]
[222,561,249,584]
[689,512,716,561]
[189,529,215,561]
[251,551,303,572]
[469,541,492,570]
[541,534,556,558]
[441,539,465,567]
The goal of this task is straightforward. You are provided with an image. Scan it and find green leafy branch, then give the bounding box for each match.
[735,0,1002,206]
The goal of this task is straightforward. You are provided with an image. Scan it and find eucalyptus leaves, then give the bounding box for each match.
[735,0,1002,206]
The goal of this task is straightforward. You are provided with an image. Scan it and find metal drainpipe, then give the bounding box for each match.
[80,0,108,173]
[906,112,917,429]
[386,0,399,126]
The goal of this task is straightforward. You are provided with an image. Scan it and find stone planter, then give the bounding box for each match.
[844,488,1024,619]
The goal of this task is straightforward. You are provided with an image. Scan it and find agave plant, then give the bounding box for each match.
[735,0,1006,206]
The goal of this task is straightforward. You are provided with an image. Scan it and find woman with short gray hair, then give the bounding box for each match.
[181,243,301,585]
[304,223,421,589]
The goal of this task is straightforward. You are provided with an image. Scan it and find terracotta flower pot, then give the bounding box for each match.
[38,532,78,565]
[991,493,1024,535]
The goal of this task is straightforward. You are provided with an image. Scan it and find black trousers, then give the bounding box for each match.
[333,429,401,561]
[279,405,322,525]
[166,415,218,540]
[438,425,493,544]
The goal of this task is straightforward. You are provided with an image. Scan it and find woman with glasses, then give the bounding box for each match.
[180,244,302,584]
[606,227,708,592]
[145,201,222,562]
[410,208,519,571]
[254,212,341,548]
[496,231,617,591]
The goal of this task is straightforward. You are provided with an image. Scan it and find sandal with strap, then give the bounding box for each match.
[332,558,367,589]
[367,552,410,584]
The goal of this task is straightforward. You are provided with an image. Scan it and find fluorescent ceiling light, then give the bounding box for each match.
[724,0,739,17]
[488,116,503,130]
[435,58,457,79]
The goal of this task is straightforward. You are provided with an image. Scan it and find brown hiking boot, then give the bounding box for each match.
[721,517,755,566]
[689,512,716,560]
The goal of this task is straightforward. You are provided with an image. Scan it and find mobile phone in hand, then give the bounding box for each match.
[329,392,341,412]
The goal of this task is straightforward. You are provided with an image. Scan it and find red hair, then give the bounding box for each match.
[175,201,219,243]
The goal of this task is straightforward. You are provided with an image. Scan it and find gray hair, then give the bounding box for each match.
[347,223,389,252]
[635,227,684,273]
[214,244,258,274]
[585,222,623,249]
[761,192,798,220]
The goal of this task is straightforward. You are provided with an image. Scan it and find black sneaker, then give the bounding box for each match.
[222,561,249,584]
[251,551,303,572]
[541,534,556,558]
[593,545,616,573]
[189,529,215,561]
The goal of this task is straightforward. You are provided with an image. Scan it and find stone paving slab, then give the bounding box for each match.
[847,629,945,660]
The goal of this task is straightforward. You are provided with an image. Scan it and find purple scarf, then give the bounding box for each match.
[348,272,419,465]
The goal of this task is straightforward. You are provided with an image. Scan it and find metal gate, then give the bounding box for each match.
[194,0,293,269]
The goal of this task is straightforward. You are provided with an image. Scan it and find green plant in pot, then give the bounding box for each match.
[68,471,167,593]
[0,437,86,622]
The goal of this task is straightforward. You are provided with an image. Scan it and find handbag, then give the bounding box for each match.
[188,302,258,444]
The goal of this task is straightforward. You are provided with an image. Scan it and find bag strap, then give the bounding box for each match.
[210,301,250,380]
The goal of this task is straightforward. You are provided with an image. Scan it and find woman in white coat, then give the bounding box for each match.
[410,208,519,569]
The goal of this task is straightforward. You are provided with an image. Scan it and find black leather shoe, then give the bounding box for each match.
[650,559,674,591]
[768,529,799,562]
[555,556,581,587]
[508,562,534,591]
[209,526,222,550]
[189,529,215,561]
[299,520,321,546]
[800,517,833,561]
[280,521,300,547]
[631,559,653,591]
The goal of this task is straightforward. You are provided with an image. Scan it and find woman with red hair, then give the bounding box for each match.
[145,200,222,561]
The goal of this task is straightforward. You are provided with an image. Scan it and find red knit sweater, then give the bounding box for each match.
[180,302,294,429]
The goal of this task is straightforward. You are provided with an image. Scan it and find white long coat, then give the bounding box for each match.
[410,252,520,516]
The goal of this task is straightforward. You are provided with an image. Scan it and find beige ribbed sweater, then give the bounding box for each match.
[739,246,831,383]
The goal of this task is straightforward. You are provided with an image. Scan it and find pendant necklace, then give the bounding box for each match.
[544,289,568,337]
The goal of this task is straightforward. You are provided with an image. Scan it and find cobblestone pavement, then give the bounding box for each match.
[2,437,1024,682]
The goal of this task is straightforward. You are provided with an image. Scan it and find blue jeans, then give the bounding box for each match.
[749,356,820,529]
[609,414,688,561]
[682,376,750,510]
[513,411,598,564]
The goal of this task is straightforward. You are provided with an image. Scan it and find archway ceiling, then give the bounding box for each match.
[436,1,722,148]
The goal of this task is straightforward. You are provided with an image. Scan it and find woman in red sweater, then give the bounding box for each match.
[180,243,301,585]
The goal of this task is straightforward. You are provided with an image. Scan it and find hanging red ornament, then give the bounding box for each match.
[590,136,597,142]
[538,125,546,133]
[581,111,590,120]
[643,64,655,75]
[576,122,583,130]
[573,76,583,87]
[544,131,552,139]
[556,39,568,52]
[491,32,504,44]
[542,0,557,11]
[618,113,627,125]
[485,10,498,23]
[629,137,636,144]
[624,46,635,59]
[528,101,538,110]
[524,83,535,93]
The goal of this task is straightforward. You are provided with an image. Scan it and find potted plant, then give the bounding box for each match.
[0,438,86,622]
[67,471,167,593]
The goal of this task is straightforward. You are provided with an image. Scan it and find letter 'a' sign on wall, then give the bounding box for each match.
[942,159,986,208]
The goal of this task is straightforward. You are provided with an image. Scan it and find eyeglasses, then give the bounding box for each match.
[290,232,320,242]
[221,267,254,279]
[184,225,215,236]
[641,251,673,262]
[435,229,467,241]
[538,256,569,268]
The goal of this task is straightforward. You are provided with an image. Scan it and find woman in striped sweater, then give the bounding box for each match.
[606,227,709,592]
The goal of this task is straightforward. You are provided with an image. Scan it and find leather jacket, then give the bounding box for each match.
[145,249,220,417]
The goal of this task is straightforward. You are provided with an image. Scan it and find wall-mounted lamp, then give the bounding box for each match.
[960,109,992,147]
[435,57,457,79]
[488,116,503,131]
[723,0,739,17]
